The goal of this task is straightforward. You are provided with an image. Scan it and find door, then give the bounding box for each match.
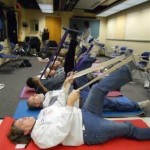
[45,16,61,44]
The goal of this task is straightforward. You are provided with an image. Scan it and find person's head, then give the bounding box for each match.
[8,117,36,144]
[26,77,36,89]
[27,93,45,109]
[83,21,89,28]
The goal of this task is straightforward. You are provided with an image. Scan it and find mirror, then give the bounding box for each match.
[30,19,39,31]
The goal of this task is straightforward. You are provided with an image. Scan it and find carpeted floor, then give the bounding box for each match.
[0,56,150,118]
[0,56,46,118]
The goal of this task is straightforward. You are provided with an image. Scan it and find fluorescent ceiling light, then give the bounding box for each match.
[38,4,53,10]
[41,9,53,13]
[97,0,149,17]
[36,0,53,13]
[38,4,53,13]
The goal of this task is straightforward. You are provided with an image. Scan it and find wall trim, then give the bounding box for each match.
[106,38,150,42]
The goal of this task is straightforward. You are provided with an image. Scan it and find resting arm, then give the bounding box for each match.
[33,77,48,94]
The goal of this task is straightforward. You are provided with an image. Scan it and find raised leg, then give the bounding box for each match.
[82,65,132,116]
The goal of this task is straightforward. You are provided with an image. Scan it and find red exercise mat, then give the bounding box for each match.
[20,86,35,99]
[107,91,122,97]
[0,117,150,150]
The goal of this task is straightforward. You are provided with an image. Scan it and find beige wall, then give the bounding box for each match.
[104,1,150,54]
[20,9,45,41]
[97,17,107,43]
[20,9,96,41]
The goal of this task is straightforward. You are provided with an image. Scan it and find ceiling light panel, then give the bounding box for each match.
[36,0,53,13]
[97,0,149,17]
[38,4,53,10]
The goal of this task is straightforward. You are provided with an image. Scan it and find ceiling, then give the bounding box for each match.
[17,0,125,14]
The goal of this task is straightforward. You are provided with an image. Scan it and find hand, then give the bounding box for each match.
[49,70,56,77]
[64,75,74,85]
[67,71,74,77]
[67,90,80,106]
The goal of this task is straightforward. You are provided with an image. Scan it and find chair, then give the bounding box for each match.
[93,39,106,56]
[25,36,41,54]
[12,42,30,56]
[0,44,18,70]
[119,46,127,54]
[110,45,120,58]
[99,43,106,56]
[136,52,150,70]
[111,46,128,58]
[133,51,150,80]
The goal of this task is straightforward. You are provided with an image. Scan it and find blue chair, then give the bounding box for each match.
[0,44,18,70]
[137,52,150,69]
[133,52,150,80]
[120,46,127,54]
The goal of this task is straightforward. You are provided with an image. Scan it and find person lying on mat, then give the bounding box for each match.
[26,51,149,111]
[26,53,97,95]
[26,59,65,94]
[8,64,150,149]
[26,68,149,112]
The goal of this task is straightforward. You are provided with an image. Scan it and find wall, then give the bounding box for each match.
[97,17,107,43]
[104,1,150,54]
[20,9,45,41]
[20,10,96,42]
[0,0,16,65]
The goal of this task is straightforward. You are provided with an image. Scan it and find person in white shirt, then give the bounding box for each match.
[8,65,150,149]
[27,72,149,112]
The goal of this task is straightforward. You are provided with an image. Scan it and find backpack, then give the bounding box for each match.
[20,59,32,67]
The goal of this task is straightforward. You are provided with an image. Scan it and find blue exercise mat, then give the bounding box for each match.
[102,109,144,118]
[0,53,17,58]
[102,96,145,117]
[13,98,145,119]
[13,100,40,119]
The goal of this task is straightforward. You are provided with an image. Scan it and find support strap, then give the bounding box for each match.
[40,27,81,79]
[77,55,133,91]
[73,54,126,79]
[40,29,69,79]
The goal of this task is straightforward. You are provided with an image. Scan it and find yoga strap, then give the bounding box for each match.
[77,55,133,90]
[73,54,126,79]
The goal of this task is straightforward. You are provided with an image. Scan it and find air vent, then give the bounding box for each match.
[73,9,84,16]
